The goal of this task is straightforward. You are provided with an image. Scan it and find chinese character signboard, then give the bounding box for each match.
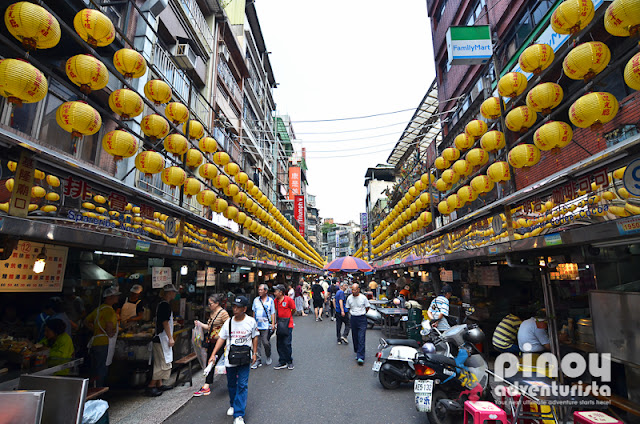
[360,213,368,233]
[9,152,36,218]
[446,25,492,65]
[294,195,305,237]
[152,267,172,288]
[288,167,301,200]
[0,241,68,292]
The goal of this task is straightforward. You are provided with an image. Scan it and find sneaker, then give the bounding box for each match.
[331,317,336,321]
[341,337,349,345]
[226,407,234,416]
[315,318,319,322]
[193,387,210,396]
[251,363,258,369]
[274,364,288,370]
[357,358,364,365]
[266,356,272,365]
[287,364,294,370]
[145,387,162,397]
[233,417,245,424]
[337,340,342,345]
[318,317,323,321]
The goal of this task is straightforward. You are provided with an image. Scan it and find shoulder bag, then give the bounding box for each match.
[227,318,252,366]
[259,298,274,338]
[205,309,224,349]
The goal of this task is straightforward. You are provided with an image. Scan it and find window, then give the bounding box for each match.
[501,0,555,65]
[465,0,486,25]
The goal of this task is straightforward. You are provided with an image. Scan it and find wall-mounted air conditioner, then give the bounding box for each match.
[174,43,197,70]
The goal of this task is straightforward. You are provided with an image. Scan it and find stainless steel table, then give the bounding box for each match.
[378,308,408,338]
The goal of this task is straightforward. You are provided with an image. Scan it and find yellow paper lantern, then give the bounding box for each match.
[102,130,138,162]
[183,120,204,140]
[212,198,228,213]
[408,186,418,198]
[421,173,436,186]
[235,172,249,186]
[480,97,503,120]
[113,48,147,79]
[213,152,231,167]
[526,82,563,114]
[446,194,465,211]
[508,144,541,169]
[455,133,475,151]
[196,189,216,207]
[224,205,239,221]
[235,211,247,225]
[458,185,478,203]
[552,0,594,34]
[465,120,488,138]
[435,178,451,192]
[212,174,230,189]
[563,42,611,82]
[141,114,170,140]
[471,175,495,194]
[466,148,489,167]
[198,137,218,154]
[246,180,255,192]
[453,160,473,177]
[534,121,573,152]
[435,157,451,170]
[56,101,101,137]
[73,9,115,47]
[438,200,453,215]
[223,184,240,197]
[441,169,460,185]
[144,79,172,105]
[165,102,189,124]
[569,92,619,130]
[604,0,640,36]
[161,166,186,188]
[506,106,537,133]
[498,72,528,98]
[163,133,188,156]
[487,161,511,183]
[109,88,143,119]
[624,52,640,90]
[5,2,61,50]
[224,163,240,176]
[250,186,260,197]
[30,186,45,198]
[184,178,202,197]
[480,130,506,152]
[186,148,204,168]
[0,59,48,106]
[442,147,461,162]
[46,175,60,187]
[135,151,165,177]
[419,212,433,225]
[519,43,555,75]
[65,55,108,94]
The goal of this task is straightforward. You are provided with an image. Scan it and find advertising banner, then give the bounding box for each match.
[294,194,305,237]
[288,167,301,200]
[446,25,492,65]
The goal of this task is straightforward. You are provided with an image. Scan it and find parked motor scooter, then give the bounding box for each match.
[366,304,383,329]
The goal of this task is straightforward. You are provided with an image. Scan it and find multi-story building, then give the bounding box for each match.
[364,164,396,234]
[323,220,360,261]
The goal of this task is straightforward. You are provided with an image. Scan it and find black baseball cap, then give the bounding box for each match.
[231,296,249,307]
[441,284,453,294]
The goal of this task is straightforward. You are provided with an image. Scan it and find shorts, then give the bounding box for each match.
[313,298,324,308]
[152,342,172,381]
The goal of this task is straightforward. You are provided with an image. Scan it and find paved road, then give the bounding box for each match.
[165,313,426,424]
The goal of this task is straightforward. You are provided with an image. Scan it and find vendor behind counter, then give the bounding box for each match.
[116,284,145,328]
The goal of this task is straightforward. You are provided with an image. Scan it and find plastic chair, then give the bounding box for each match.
[464,400,509,424]
[573,411,623,424]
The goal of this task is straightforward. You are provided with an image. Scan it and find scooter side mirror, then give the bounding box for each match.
[421,320,431,331]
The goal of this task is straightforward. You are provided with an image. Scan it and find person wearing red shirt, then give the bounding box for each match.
[273,284,295,370]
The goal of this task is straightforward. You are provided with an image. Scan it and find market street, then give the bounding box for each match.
[165,314,422,424]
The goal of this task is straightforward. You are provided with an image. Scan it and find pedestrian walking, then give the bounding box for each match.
[346,283,370,365]
[146,284,178,397]
[208,296,258,424]
[335,282,351,345]
[311,279,325,321]
[251,284,276,368]
[193,294,229,396]
[328,280,339,321]
[321,278,330,318]
[273,284,295,370]
[294,281,306,316]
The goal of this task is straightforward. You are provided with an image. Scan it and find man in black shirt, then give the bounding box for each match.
[146,284,177,397]
[311,280,325,322]
[328,280,339,321]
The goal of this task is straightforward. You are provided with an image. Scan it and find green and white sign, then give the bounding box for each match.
[446,25,492,65]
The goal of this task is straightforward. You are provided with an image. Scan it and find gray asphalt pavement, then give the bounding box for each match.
[164,312,426,424]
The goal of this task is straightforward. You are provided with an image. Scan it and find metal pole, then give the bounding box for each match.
[540,266,562,384]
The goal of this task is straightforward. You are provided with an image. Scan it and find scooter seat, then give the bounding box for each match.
[385,339,421,348]
[426,353,457,367]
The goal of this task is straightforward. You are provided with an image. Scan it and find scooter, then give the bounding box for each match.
[366,305,383,329]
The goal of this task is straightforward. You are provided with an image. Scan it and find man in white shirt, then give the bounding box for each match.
[427,284,453,331]
[518,309,551,353]
[251,284,276,368]
[346,283,371,365]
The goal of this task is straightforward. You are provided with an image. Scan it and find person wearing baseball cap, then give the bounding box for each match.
[273,285,296,370]
[146,283,178,397]
[117,284,145,327]
[427,284,454,331]
[85,286,121,387]
[208,295,258,424]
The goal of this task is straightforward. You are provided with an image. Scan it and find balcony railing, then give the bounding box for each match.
[217,60,242,104]
[151,43,190,102]
[179,0,214,51]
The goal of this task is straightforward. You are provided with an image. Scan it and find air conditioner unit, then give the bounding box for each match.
[174,43,197,70]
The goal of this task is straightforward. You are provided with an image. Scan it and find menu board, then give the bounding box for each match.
[152,267,172,288]
[0,241,68,292]
[475,266,500,286]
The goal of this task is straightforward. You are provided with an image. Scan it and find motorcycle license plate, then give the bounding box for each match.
[372,361,382,372]
[414,379,433,412]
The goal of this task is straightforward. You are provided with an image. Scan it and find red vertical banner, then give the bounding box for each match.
[294,195,305,237]
[288,167,301,200]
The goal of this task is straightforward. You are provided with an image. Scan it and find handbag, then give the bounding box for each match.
[227,318,252,366]
[259,298,274,338]
[204,309,223,349]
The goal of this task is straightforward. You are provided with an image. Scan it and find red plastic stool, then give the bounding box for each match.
[464,401,509,424]
[573,411,623,424]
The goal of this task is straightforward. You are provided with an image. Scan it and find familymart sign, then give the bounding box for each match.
[446,25,493,65]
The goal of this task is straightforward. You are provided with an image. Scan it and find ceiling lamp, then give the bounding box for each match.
[5,2,60,50]
[563,42,611,82]
[114,48,147,79]
[196,189,216,207]
[185,148,204,169]
[552,0,594,34]
[161,166,186,189]
[184,177,202,198]
[56,101,101,145]
[518,43,554,75]
[184,120,204,140]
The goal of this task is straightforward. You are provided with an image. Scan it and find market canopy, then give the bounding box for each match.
[323,256,373,272]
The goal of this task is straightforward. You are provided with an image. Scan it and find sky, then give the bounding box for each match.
[255,0,435,224]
